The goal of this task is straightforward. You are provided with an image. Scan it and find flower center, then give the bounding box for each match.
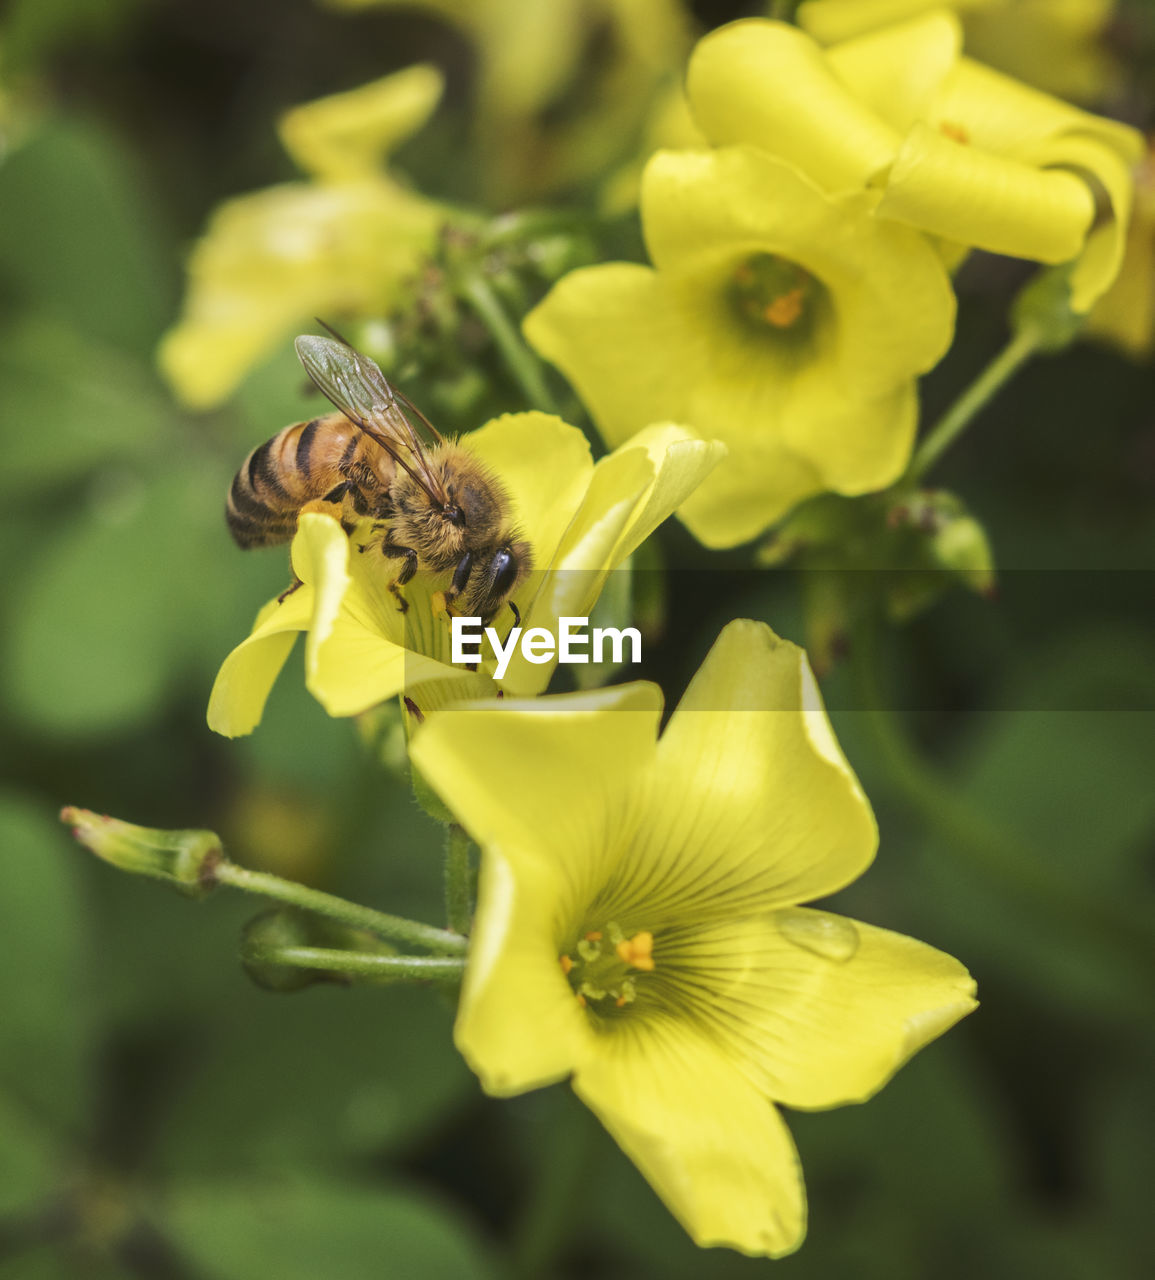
[729,253,819,335]
[560,921,654,1010]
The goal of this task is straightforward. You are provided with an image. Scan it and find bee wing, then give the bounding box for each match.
[294,334,449,506]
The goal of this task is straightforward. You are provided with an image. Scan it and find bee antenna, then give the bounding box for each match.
[314,317,355,348]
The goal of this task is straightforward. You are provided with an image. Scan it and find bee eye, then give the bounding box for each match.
[490,548,518,597]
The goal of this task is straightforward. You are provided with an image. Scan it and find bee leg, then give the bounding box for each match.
[277,575,304,603]
[381,540,418,613]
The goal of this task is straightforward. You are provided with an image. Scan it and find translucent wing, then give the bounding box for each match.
[294,334,449,506]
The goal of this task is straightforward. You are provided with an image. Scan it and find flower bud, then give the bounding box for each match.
[60,808,223,899]
[931,514,996,597]
[240,909,399,992]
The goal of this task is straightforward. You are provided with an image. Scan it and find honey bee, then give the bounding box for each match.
[226,331,531,621]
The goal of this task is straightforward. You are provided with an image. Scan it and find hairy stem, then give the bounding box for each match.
[444,823,473,936]
[247,945,466,983]
[213,863,468,955]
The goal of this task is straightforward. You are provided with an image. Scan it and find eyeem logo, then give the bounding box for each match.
[451,616,641,680]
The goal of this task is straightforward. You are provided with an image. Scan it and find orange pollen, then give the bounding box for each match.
[584,930,603,941]
[616,995,627,1008]
[576,993,587,1007]
[939,121,970,145]
[616,930,655,972]
[763,288,805,328]
[559,954,573,975]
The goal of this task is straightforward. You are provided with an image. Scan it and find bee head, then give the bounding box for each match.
[464,539,532,622]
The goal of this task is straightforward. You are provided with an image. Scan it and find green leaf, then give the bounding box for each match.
[0,317,172,497]
[155,984,471,1172]
[0,118,174,355]
[6,476,185,734]
[158,1177,496,1280]
[0,793,94,1133]
[910,628,1155,1018]
[0,1088,62,1217]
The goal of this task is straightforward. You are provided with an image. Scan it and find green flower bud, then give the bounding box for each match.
[932,514,996,597]
[240,909,397,993]
[60,808,223,898]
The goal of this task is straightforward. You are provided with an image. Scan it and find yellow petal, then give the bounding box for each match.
[454,847,595,1096]
[462,412,594,570]
[797,0,970,43]
[932,56,1138,163]
[601,424,728,567]
[206,588,313,738]
[660,907,977,1110]
[502,425,725,695]
[278,65,444,181]
[1024,133,1135,313]
[159,181,441,408]
[687,19,900,191]
[638,620,877,916]
[825,10,961,133]
[304,540,466,717]
[877,121,1095,263]
[574,1019,806,1256]
[408,682,664,872]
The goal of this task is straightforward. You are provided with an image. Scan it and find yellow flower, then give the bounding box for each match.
[525,145,956,547]
[321,0,694,203]
[689,14,1141,314]
[208,414,723,736]
[1087,139,1155,358]
[158,66,445,409]
[409,620,977,1256]
[795,0,1117,103]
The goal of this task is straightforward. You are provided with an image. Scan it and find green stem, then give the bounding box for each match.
[248,945,466,983]
[213,863,468,955]
[905,327,1042,484]
[851,619,1155,990]
[462,275,558,414]
[444,823,472,936]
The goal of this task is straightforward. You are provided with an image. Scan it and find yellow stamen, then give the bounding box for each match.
[576,993,587,1007]
[559,954,573,975]
[585,930,602,941]
[616,930,655,972]
[763,288,805,328]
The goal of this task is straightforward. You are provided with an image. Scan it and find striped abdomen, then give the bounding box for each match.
[225,414,388,548]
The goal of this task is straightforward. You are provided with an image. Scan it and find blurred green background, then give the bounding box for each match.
[1,1,1154,1277]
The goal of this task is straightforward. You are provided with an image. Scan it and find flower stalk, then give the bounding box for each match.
[904,327,1042,484]
[444,823,473,935]
[242,944,466,984]
[462,273,559,413]
[213,862,469,955]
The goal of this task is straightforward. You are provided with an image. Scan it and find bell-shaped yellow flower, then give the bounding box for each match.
[208,414,723,736]
[321,0,694,203]
[689,14,1141,313]
[525,145,956,547]
[795,0,1117,104]
[409,620,977,1257]
[159,66,445,409]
